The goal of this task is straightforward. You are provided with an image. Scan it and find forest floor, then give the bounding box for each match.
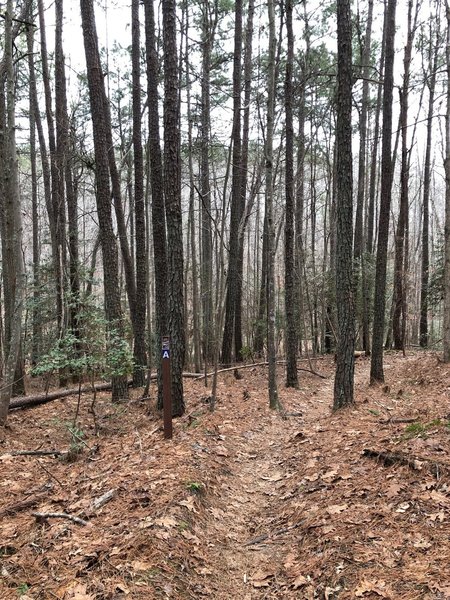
[2,352,450,599]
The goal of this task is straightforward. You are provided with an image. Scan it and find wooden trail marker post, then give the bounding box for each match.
[162,336,172,439]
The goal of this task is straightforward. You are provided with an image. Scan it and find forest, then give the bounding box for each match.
[2,0,450,598]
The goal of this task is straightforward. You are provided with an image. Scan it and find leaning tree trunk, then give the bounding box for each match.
[80,0,129,402]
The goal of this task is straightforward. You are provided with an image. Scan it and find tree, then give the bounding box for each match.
[163,0,185,416]
[354,0,373,353]
[266,0,279,410]
[131,0,147,386]
[80,0,129,402]
[144,0,168,408]
[284,0,298,388]
[370,0,397,383]
[221,0,243,367]
[392,0,419,351]
[420,10,441,348]
[333,0,355,409]
[0,0,28,425]
[443,0,450,361]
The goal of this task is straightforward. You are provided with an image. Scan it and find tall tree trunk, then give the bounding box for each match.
[56,0,81,383]
[392,0,418,351]
[131,0,147,386]
[221,0,243,366]
[354,0,373,353]
[80,0,129,402]
[163,0,185,416]
[185,6,201,373]
[284,0,298,388]
[27,23,41,369]
[420,18,439,348]
[333,0,355,409]
[235,0,255,362]
[370,0,397,383]
[266,0,279,409]
[0,0,26,426]
[443,1,450,362]
[144,0,168,409]
[38,0,65,347]
[200,0,215,365]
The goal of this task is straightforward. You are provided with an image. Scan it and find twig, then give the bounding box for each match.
[65,424,93,452]
[379,417,417,424]
[9,450,64,457]
[36,459,64,488]
[32,512,88,526]
[91,489,116,510]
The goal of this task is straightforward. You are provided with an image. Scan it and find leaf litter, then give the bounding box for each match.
[1,353,450,598]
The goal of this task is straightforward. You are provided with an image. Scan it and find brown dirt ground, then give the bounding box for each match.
[1,352,450,599]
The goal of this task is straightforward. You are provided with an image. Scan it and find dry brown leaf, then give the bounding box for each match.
[292,575,308,589]
[179,497,198,513]
[385,483,402,498]
[354,579,389,597]
[155,515,177,528]
[260,472,283,482]
[326,504,348,515]
[64,583,95,600]
[131,560,153,572]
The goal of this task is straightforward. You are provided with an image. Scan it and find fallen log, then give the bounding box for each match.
[9,382,118,411]
[9,372,202,411]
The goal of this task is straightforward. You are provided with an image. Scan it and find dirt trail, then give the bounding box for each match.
[192,369,329,599]
[3,354,450,599]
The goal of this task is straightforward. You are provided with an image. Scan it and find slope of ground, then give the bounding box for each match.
[1,352,450,599]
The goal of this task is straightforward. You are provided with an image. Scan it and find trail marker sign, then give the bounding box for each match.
[162,336,172,439]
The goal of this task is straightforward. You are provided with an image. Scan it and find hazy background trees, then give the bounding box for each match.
[0,0,449,422]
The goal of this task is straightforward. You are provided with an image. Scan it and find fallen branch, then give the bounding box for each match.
[378,418,418,425]
[9,449,64,457]
[363,448,450,477]
[32,512,88,526]
[0,497,41,518]
[196,360,327,381]
[91,489,116,510]
[363,448,422,470]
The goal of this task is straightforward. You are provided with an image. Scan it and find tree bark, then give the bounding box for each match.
[144,0,168,408]
[221,0,243,367]
[370,0,397,383]
[333,0,355,409]
[80,0,129,402]
[266,0,279,410]
[163,0,185,416]
[131,0,147,386]
[284,0,298,388]
[0,0,25,426]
